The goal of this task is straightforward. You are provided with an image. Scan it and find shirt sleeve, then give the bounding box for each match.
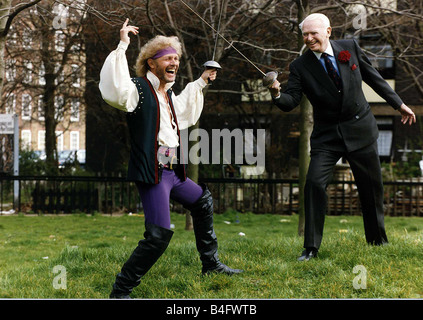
[172,77,208,130]
[99,41,139,112]
[272,62,303,112]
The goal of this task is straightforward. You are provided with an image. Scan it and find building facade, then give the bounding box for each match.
[1,1,86,171]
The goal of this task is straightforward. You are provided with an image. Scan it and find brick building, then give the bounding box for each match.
[1,1,86,171]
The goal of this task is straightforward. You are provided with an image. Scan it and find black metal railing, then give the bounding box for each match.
[1,176,422,216]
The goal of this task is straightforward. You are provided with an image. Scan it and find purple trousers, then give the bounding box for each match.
[135,169,204,229]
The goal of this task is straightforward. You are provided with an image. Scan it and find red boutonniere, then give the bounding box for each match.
[338,50,351,63]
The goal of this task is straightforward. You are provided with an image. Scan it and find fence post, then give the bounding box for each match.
[13,114,19,211]
[97,182,102,213]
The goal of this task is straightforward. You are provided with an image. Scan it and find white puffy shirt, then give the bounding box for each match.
[99,41,207,147]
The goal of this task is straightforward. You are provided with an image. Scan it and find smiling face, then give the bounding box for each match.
[302,19,331,53]
[148,53,179,85]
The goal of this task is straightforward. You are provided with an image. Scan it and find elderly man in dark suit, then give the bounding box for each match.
[269,13,416,261]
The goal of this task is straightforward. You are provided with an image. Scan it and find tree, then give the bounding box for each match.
[0,0,42,175]
[0,0,43,95]
[2,0,87,174]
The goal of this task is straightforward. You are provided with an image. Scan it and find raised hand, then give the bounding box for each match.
[120,18,139,44]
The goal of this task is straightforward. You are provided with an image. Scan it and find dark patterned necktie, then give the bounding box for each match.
[322,53,342,90]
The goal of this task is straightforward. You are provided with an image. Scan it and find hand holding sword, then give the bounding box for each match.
[266,72,281,98]
[201,68,218,84]
[203,61,221,84]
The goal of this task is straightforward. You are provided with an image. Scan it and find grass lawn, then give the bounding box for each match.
[0,211,422,299]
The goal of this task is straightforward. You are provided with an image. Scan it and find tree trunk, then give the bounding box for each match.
[41,5,59,175]
[297,96,313,236]
[184,123,199,230]
[295,0,312,236]
[0,0,12,96]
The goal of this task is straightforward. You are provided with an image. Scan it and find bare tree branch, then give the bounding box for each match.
[2,0,43,37]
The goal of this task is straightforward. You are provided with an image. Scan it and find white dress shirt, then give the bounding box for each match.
[272,43,339,99]
[313,43,340,75]
[99,41,208,148]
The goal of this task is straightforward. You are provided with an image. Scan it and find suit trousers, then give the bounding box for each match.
[304,140,388,249]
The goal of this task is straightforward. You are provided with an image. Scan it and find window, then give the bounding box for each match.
[70,131,79,150]
[21,130,31,150]
[56,131,64,152]
[54,95,64,121]
[55,63,65,85]
[362,44,395,79]
[39,63,46,85]
[7,26,17,47]
[6,59,16,82]
[21,94,32,120]
[38,95,45,121]
[5,93,16,114]
[377,131,393,157]
[38,130,46,150]
[22,29,32,50]
[55,31,66,52]
[70,98,80,122]
[23,61,33,84]
[377,117,394,159]
[71,42,82,52]
[71,64,80,87]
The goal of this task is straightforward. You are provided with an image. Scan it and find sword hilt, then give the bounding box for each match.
[203,60,221,84]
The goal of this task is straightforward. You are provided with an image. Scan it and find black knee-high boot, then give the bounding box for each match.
[110,223,174,298]
[186,184,243,275]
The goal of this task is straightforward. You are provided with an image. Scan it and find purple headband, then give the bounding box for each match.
[152,47,178,59]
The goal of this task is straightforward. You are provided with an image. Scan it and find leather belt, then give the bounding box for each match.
[157,146,178,170]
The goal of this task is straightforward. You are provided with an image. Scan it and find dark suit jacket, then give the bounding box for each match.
[273,39,403,152]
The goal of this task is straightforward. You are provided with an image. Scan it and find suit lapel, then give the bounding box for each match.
[331,40,352,95]
[303,49,338,95]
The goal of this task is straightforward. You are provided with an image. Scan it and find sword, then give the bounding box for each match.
[178,0,278,87]
[203,0,224,82]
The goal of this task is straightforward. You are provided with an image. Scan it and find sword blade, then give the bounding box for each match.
[178,0,266,76]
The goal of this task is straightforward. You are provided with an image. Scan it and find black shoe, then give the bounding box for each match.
[202,262,244,276]
[298,248,318,261]
[369,239,389,246]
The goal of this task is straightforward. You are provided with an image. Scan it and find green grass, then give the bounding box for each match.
[0,211,422,299]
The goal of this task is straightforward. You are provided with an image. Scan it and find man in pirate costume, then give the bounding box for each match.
[99,19,242,299]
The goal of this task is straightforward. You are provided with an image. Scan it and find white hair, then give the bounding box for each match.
[299,13,331,31]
